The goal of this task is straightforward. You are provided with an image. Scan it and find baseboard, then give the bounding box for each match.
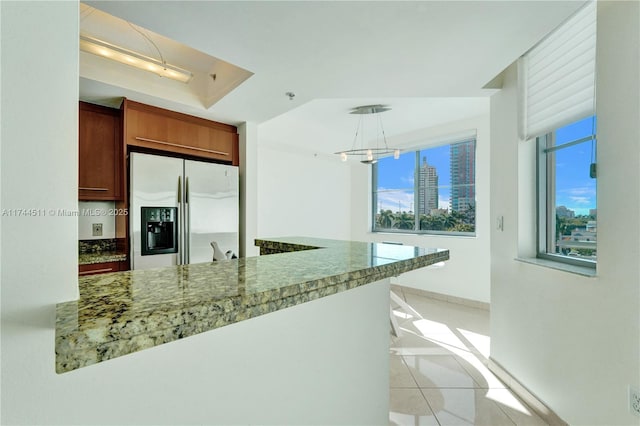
[488,358,568,426]
[394,285,490,311]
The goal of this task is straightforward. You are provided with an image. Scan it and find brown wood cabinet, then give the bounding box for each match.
[79,102,123,200]
[78,260,127,276]
[123,99,239,165]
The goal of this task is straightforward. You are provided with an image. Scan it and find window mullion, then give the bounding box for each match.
[372,163,378,232]
[546,133,556,254]
[536,135,547,253]
[414,151,419,232]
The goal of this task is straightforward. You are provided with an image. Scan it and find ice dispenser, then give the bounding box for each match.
[141,207,178,255]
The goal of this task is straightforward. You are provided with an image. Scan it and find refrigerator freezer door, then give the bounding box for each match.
[185,160,239,264]
[130,152,184,270]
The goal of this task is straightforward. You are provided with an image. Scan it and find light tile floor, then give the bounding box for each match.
[389,287,549,426]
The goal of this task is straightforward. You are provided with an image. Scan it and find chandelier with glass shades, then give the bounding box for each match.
[335,104,400,164]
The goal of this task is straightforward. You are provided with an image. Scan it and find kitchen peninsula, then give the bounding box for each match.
[56,237,449,374]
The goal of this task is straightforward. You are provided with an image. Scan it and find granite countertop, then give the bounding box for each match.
[56,237,449,373]
[78,239,127,265]
[78,251,127,265]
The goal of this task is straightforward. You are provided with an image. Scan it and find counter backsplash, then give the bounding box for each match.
[79,238,117,254]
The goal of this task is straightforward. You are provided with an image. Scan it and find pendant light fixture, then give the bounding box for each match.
[335,104,400,164]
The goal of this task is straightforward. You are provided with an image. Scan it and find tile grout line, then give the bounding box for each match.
[398,351,444,424]
[390,288,545,426]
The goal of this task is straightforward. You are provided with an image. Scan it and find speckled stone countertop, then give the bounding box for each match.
[78,252,127,265]
[56,237,449,373]
[78,239,127,265]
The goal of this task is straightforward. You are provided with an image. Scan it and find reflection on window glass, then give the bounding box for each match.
[373,139,476,235]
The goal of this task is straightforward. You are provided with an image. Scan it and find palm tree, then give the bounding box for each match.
[378,209,395,229]
[444,210,463,230]
[420,214,445,231]
[419,214,430,230]
[397,212,415,230]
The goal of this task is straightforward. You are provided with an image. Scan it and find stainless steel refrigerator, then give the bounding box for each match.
[130,152,239,270]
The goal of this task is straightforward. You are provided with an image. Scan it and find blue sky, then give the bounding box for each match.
[376,145,454,213]
[376,116,597,216]
[553,116,597,216]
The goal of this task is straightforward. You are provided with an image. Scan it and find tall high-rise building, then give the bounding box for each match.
[450,140,476,212]
[556,205,576,218]
[418,156,438,215]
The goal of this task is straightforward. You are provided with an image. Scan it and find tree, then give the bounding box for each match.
[377,209,395,228]
[450,223,474,232]
[444,210,463,229]
[420,214,445,231]
[576,248,596,256]
[397,212,415,230]
[556,215,591,236]
[462,203,476,225]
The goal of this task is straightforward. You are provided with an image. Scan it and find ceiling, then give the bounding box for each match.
[80,1,585,155]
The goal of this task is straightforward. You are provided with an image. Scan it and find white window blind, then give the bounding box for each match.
[519,1,596,140]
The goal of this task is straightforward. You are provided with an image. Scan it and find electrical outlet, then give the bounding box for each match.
[92,223,103,237]
[630,386,640,417]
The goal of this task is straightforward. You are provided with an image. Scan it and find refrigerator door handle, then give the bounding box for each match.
[185,176,190,264]
[177,175,184,265]
[177,175,182,203]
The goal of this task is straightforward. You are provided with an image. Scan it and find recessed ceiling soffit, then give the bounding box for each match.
[79,3,253,110]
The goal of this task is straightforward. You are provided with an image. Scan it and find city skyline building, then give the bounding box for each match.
[557,205,576,218]
[450,140,476,212]
[417,156,438,215]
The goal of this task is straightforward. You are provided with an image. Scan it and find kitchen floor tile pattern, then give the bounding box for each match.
[389,288,548,426]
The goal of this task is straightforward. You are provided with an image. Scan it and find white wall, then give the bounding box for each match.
[351,113,492,303]
[0,3,389,424]
[238,121,260,257]
[256,144,352,240]
[489,2,640,424]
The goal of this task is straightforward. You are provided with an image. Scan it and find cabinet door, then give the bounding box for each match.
[78,261,125,276]
[124,100,238,164]
[79,103,122,200]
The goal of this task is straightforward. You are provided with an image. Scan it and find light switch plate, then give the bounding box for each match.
[92,223,103,237]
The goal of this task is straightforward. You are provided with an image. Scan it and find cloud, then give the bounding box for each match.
[560,186,596,197]
[558,186,596,211]
[376,188,414,212]
[569,196,591,205]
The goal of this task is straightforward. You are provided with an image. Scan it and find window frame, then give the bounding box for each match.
[371,138,477,237]
[536,125,597,269]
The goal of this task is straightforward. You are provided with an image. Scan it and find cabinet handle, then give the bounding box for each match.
[79,187,109,191]
[134,136,229,156]
[79,267,114,275]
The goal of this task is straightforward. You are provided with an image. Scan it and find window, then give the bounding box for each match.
[519,1,597,269]
[537,116,597,267]
[372,138,476,235]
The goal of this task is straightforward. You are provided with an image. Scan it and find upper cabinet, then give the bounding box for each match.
[78,99,239,200]
[79,102,123,200]
[123,100,239,165]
